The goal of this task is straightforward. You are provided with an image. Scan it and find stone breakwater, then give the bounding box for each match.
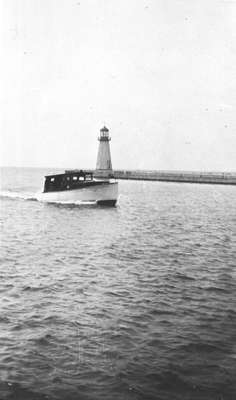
[110,170,236,185]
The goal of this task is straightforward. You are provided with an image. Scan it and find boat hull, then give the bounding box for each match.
[37,182,118,205]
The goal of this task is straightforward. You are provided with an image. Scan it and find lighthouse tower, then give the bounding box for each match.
[95,126,114,178]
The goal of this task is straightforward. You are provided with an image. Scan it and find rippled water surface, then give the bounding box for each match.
[0,167,236,400]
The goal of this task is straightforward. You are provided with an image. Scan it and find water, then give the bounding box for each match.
[0,167,236,400]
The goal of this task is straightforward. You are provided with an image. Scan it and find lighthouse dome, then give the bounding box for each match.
[100,126,109,133]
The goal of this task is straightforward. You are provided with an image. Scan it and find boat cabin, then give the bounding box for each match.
[44,170,94,193]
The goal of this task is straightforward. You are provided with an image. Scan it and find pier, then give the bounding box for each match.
[113,170,236,185]
[67,169,236,185]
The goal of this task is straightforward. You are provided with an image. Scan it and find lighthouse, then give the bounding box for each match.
[95,126,114,178]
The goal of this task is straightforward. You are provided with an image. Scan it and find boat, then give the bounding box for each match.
[38,126,118,206]
[38,170,118,205]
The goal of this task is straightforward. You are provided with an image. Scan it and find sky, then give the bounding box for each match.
[0,0,236,171]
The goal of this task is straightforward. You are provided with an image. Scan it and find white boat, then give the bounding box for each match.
[38,170,118,206]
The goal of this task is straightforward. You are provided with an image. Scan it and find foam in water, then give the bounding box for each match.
[0,190,99,206]
[0,190,37,201]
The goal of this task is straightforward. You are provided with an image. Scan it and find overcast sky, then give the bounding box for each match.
[1,0,236,171]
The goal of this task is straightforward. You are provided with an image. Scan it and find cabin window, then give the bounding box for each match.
[79,176,85,181]
[67,176,70,181]
[50,177,55,182]
[73,176,78,181]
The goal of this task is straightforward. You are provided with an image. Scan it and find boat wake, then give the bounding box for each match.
[0,190,37,201]
[39,199,98,206]
[0,190,103,206]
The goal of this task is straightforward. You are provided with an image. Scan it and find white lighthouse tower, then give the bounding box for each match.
[95,126,114,178]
